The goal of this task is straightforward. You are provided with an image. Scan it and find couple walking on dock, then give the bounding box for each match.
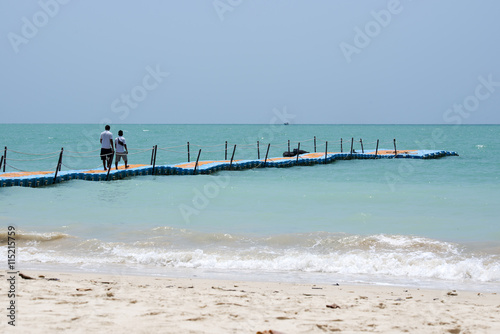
[100,125,129,171]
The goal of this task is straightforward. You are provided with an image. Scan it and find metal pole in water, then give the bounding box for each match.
[257,141,260,159]
[360,138,364,153]
[194,149,201,175]
[393,138,397,157]
[150,146,155,165]
[187,142,190,162]
[106,151,114,181]
[3,146,6,172]
[230,144,237,169]
[58,147,63,171]
[264,143,270,167]
[296,143,300,163]
[288,140,290,154]
[314,136,316,153]
[340,138,343,153]
[324,141,328,164]
[375,139,379,158]
[53,147,64,184]
[0,156,3,172]
[225,141,228,160]
[350,137,354,158]
[152,145,158,175]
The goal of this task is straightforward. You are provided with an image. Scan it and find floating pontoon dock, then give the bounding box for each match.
[0,148,458,188]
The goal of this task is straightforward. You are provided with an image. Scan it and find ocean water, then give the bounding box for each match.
[1,124,499,292]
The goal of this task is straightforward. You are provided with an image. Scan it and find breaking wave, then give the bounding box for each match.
[7,228,500,286]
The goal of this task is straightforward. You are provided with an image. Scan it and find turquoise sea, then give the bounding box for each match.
[1,124,499,291]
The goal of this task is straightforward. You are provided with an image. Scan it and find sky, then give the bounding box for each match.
[1,0,499,124]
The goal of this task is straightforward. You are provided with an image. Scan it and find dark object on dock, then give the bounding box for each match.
[283,148,308,157]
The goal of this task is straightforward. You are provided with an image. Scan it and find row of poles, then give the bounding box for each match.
[1,138,400,180]
[183,137,399,162]
[153,137,399,175]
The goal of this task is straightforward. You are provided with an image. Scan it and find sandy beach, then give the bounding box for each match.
[1,270,499,333]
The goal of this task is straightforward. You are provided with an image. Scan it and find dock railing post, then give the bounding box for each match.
[263,143,270,167]
[3,146,6,172]
[360,138,364,153]
[393,138,397,157]
[375,139,379,158]
[350,137,354,158]
[194,149,201,175]
[106,151,114,181]
[53,147,64,184]
[229,144,237,169]
[187,142,190,162]
[296,143,300,163]
[288,140,290,155]
[0,156,3,172]
[59,148,63,171]
[150,146,155,165]
[225,141,228,160]
[257,141,260,159]
[324,141,328,164]
[152,145,158,175]
[340,138,343,153]
[314,136,316,153]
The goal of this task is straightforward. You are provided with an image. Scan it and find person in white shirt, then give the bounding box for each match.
[115,130,129,169]
[100,125,114,170]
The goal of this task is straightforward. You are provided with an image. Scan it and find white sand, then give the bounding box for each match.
[1,270,499,333]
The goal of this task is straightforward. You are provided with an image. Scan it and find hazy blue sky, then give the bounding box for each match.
[1,1,499,124]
